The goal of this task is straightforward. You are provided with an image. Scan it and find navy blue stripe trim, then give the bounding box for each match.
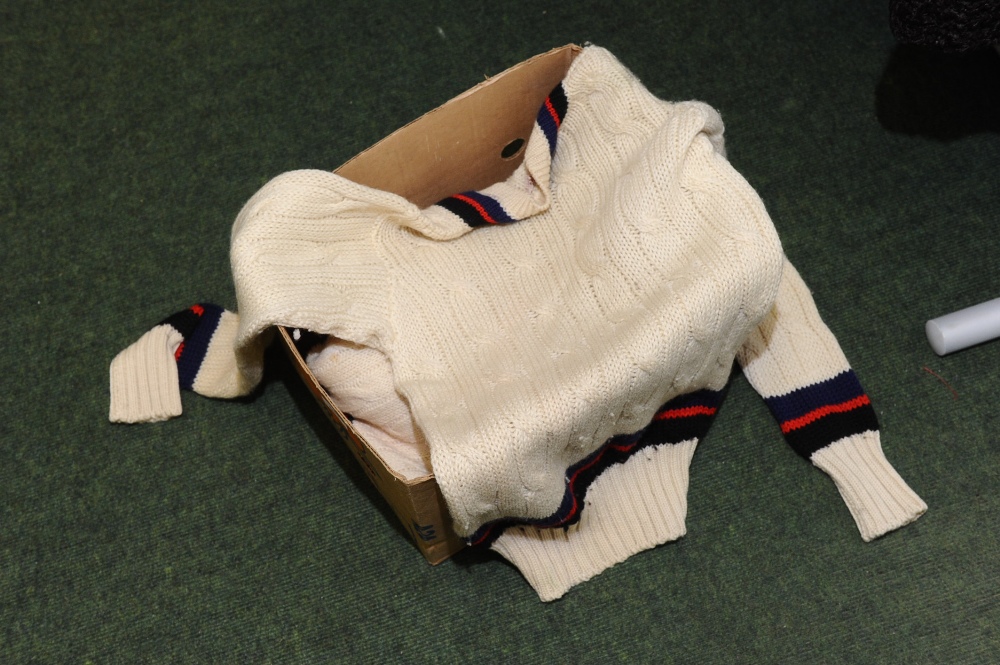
[437,194,499,228]
[176,304,224,390]
[468,388,723,548]
[436,195,487,227]
[436,191,518,227]
[548,83,568,122]
[436,191,515,227]
[536,83,567,155]
[461,190,515,223]
[763,370,866,424]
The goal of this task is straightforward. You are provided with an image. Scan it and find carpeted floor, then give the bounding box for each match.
[3,1,999,662]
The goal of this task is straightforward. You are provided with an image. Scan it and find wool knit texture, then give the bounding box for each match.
[310,260,927,601]
[226,45,785,536]
[109,45,927,601]
[110,305,247,423]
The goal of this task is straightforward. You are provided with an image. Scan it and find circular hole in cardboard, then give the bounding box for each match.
[500,137,526,160]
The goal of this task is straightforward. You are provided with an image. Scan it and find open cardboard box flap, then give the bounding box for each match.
[279,44,582,564]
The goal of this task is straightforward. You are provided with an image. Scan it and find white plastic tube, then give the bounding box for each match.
[926,297,1000,356]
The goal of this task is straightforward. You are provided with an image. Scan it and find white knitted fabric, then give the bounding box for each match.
[228,45,785,536]
[480,262,924,601]
[737,261,927,541]
[491,439,699,602]
[109,309,245,423]
[306,337,420,445]
[109,325,184,423]
[109,44,927,602]
[309,259,927,602]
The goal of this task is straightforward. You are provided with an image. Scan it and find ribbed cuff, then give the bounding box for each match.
[109,324,183,423]
[491,440,697,602]
[810,432,927,541]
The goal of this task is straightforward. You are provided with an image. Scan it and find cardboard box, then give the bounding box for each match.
[278,44,583,564]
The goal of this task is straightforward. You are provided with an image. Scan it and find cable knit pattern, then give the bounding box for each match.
[110,46,925,603]
[228,46,784,535]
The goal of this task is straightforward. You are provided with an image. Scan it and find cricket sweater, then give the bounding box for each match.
[110,46,926,601]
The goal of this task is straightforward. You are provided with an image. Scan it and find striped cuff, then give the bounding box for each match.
[763,371,926,539]
[764,370,879,458]
[109,304,248,423]
[810,431,927,541]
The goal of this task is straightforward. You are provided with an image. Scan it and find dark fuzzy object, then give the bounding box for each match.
[890,0,1000,51]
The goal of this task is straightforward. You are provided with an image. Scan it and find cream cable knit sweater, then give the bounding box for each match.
[226,46,785,536]
[111,46,926,601]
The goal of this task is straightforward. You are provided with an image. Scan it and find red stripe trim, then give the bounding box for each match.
[469,395,719,546]
[780,395,871,434]
[470,452,595,546]
[469,435,628,546]
[560,448,611,521]
[452,193,498,224]
[544,97,561,128]
[656,405,718,420]
[174,341,185,361]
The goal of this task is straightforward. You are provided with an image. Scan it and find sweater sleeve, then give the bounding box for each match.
[736,258,926,541]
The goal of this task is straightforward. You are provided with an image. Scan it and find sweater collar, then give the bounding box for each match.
[419,83,568,239]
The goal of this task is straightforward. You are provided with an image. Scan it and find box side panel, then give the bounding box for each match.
[278,328,459,564]
[405,473,467,565]
[336,44,581,207]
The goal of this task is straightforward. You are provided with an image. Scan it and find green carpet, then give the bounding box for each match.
[3,1,999,662]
